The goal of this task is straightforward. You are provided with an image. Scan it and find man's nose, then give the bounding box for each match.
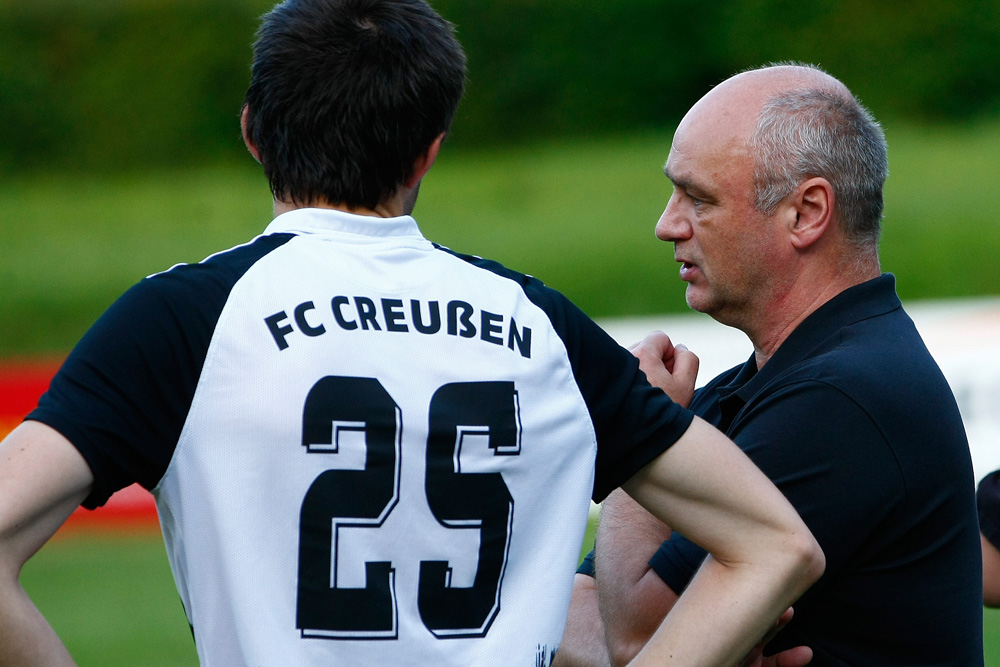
[655,192,690,242]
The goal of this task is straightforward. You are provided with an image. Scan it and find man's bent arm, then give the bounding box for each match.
[553,574,612,667]
[594,490,677,666]
[0,421,95,666]
[620,417,824,666]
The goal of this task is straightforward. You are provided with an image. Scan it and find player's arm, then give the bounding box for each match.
[589,494,812,667]
[0,421,94,666]
[620,416,824,666]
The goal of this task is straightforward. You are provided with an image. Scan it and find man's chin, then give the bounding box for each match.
[684,288,713,315]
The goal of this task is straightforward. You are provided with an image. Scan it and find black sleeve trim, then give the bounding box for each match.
[648,534,704,594]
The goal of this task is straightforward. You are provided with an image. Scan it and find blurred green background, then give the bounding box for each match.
[3,0,1000,664]
[3,0,1000,173]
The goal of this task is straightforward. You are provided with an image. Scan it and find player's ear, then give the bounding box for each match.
[404,133,446,189]
[241,105,262,164]
[788,177,834,250]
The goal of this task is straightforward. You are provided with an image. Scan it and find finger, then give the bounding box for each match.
[759,607,794,647]
[771,646,812,667]
[629,331,673,357]
[669,344,699,384]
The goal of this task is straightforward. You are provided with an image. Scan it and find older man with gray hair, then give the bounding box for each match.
[557,63,982,666]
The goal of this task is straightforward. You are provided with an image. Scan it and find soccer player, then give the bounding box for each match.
[0,3,823,665]
[558,64,983,666]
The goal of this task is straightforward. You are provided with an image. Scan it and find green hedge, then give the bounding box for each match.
[2,0,999,173]
[0,0,267,172]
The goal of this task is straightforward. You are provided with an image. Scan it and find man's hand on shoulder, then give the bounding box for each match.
[629,332,699,407]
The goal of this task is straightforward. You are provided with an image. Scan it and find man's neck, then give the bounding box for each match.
[748,260,880,368]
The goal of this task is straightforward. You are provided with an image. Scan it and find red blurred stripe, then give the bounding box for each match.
[0,358,61,420]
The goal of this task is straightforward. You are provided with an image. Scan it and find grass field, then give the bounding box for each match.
[2,122,1000,356]
[21,532,198,666]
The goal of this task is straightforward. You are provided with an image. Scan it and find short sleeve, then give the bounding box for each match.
[648,534,704,594]
[29,277,203,507]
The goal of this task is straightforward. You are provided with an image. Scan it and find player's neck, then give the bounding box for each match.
[272,197,404,220]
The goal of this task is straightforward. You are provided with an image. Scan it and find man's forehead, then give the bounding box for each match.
[666,116,750,171]
[662,142,688,184]
[680,91,757,148]
[662,146,692,185]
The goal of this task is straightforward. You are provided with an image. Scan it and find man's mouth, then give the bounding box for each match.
[677,260,699,282]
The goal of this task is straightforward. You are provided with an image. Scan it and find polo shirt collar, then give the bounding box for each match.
[263,207,425,240]
[716,274,902,423]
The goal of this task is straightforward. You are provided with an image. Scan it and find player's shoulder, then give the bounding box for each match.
[432,244,542,289]
[100,232,297,339]
[431,244,583,320]
[147,232,295,291]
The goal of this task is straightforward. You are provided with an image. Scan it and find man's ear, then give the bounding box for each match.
[240,105,262,164]
[788,177,834,250]
[404,133,446,189]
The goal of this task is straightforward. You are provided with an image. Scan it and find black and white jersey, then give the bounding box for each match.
[32,208,692,666]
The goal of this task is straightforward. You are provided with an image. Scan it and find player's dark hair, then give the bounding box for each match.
[243,0,466,210]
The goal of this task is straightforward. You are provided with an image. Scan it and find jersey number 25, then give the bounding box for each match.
[296,376,520,640]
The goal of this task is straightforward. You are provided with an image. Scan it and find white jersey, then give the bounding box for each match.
[32,208,692,666]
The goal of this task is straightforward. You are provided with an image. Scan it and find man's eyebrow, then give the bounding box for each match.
[663,164,686,187]
[663,167,696,194]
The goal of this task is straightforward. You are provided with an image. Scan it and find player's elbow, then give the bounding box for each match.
[0,540,26,599]
[781,528,825,596]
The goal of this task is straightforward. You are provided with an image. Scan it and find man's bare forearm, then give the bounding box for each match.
[554,574,611,667]
[594,490,677,666]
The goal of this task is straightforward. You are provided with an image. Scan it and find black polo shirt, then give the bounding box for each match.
[647,275,982,666]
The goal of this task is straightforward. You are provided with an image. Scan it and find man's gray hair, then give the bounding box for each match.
[748,82,888,249]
